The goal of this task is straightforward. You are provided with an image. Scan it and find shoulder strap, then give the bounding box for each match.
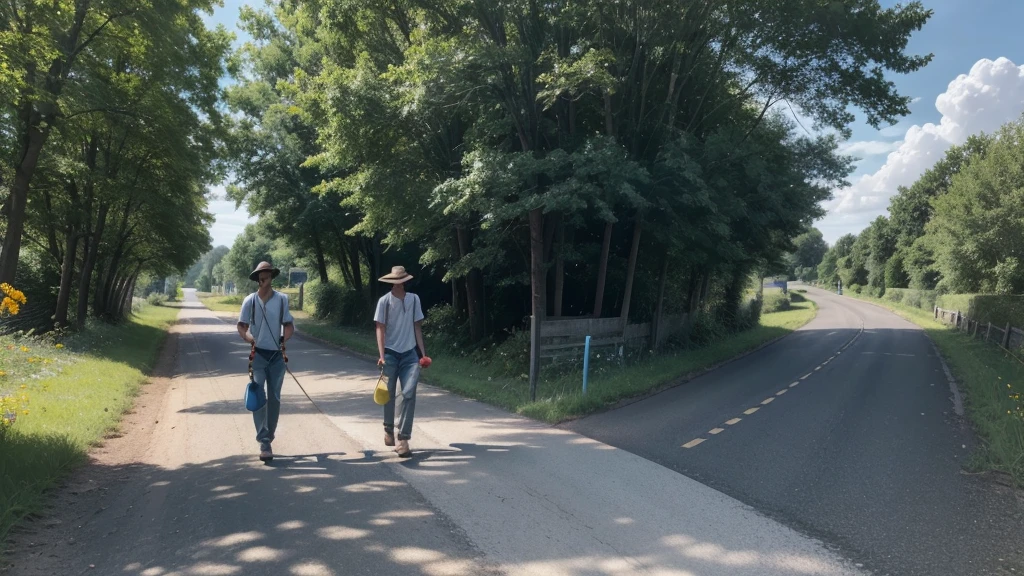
[384,293,389,329]
[248,293,255,326]
[279,291,284,326]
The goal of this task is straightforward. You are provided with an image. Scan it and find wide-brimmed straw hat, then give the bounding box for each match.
[378,265,413,284]
[249,261,281,282]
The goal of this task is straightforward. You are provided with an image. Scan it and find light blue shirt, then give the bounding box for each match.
[374,292,424,354]
[239,291,294,350]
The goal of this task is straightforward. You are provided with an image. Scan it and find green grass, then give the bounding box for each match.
[0,304,179,551]
[198,293,247,313]
[269,299,818,424]
[844,291,1024,485]
[199,292,303,315]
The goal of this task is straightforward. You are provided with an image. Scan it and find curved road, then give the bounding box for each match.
[5,288,1021,575]
[7,288,874,576]
[566,285,1023,575]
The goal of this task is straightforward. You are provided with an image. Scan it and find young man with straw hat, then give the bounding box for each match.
[374,265,431,457]
[237,261,294,461]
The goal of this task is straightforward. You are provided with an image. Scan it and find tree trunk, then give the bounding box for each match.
[593,221,614,317]
[54,228,79,329]
[77,203,108,328]
[620,217,643,326]
[528,208,546,401]
[687,269,704,315]
[652,253,669,350]
[0,112,50,284]
[553,223,565,317]
[348,241,363,294]
[456,227,485,342]
[312,232,329,282]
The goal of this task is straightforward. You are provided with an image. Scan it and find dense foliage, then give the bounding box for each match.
[818,115,1024,297]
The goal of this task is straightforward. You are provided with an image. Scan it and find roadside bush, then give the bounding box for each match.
[790,292,807,303]
[763,291,791,313]
[688,311,729,347]
[884,289,904,304]
[308,280,371,325]
[308,280,343,321]
[146,293,168,306]
[848,284,863,294]
[490,329,530,378]
[422,304,469,352]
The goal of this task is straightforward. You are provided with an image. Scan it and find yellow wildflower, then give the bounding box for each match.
[55,343,64,349]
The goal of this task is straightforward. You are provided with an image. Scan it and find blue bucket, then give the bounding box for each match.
[244,379,267,412]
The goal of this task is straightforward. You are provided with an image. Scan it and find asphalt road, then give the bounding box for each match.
[565,285,1024,576]
[5,288,877,576]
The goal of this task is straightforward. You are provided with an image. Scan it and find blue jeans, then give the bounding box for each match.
[383,348,420,439]
[252,349,286,445]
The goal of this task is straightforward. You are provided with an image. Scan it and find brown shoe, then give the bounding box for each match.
[259,443,273,462]
[384,430,395,447]
[396,438,412,458]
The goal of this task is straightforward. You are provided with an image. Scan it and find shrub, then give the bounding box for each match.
[742,296,763,329]
[490,329,530,377]
[308,281,344,321]
[422,303,469,352]
[688,311,729,347]
[848,284,863,294]
[884,289,904,304]
[146,293,168,307]
[763,291,791,313]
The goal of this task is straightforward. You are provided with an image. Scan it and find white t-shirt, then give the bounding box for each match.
[374,292,424,354]
[239,291,294,350]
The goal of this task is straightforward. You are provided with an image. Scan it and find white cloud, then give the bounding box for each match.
[839,139,903,158]
[819,57,1024,242]
[207,186,256,248]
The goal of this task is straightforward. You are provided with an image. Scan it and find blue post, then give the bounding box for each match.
[582,335,592,395]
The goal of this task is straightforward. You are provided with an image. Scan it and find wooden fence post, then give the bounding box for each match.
[972,319,978,337]
[1002,323,1012,349]
[986,322,992,342]
[298,283,304,311]
[934,306,938,319]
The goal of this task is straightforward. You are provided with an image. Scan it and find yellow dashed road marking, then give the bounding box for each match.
[761,397,775,405]
[708,428,725,435]
[725,418,742,425]
[776,389,787,396]
[744,407,760,415]
[682,438,706,449]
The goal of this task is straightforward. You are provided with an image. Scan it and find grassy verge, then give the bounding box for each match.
[843,290,1024,484]
[248,298,817,424]
[0,304,179,550]
[199,292,302,315]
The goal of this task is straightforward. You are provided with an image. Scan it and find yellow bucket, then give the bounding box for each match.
[373,369,390,405]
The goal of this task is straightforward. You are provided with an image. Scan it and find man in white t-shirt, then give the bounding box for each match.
[237,261,294,462]
[373,265,431,458]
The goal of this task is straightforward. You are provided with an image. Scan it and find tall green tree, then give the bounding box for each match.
[928,117,1024,293]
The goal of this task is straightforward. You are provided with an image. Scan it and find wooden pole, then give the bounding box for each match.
[986,322,992,342]
[298,283,304,311]
[1002,323,1012,349]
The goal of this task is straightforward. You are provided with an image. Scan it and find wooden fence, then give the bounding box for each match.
[536,312,690,361]
[934,306,1024,357]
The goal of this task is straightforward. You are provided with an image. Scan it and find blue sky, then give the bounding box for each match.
[202,0,1024,248]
